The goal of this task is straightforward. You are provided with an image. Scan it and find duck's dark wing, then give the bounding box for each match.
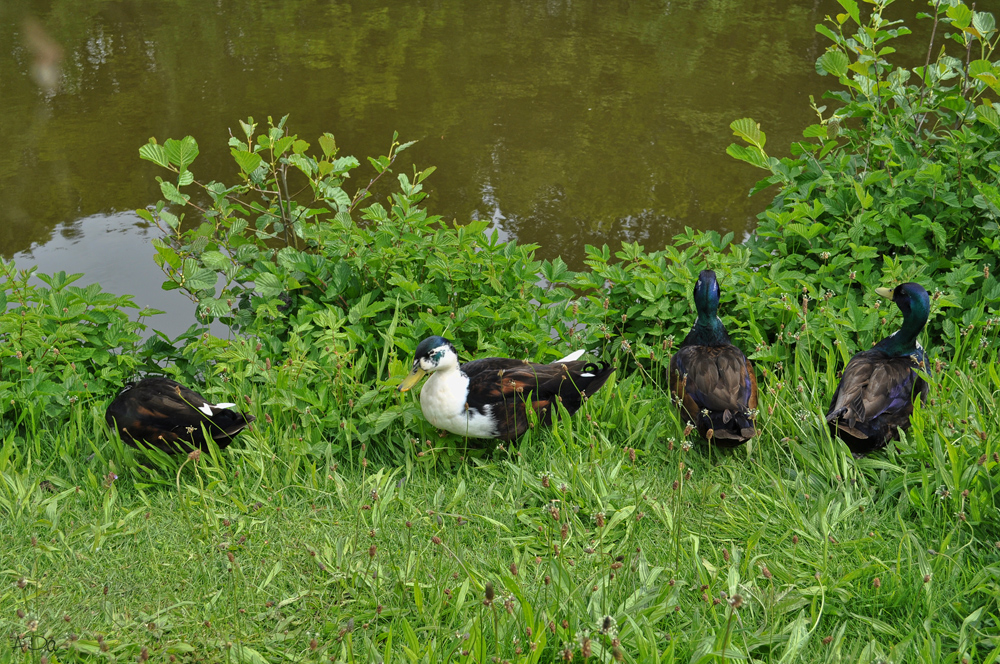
[670,345,757,444]
[106,378,254,453]
[826,351,926,454]
[462,357,615,440]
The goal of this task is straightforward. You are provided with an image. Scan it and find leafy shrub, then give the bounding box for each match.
[0,263,164,438]
[722,0,1000,347]
[136,117,604,461]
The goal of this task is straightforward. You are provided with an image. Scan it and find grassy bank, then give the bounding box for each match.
[3,318,999,663]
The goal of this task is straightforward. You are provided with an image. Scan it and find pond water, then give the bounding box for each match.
[1,0,929,336]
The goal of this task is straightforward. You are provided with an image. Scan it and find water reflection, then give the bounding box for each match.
[11,212,216,338]
[1,0,928,328]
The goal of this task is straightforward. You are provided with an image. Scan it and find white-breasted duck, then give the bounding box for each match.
[397,336,615,440]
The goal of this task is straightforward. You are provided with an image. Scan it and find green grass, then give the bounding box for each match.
[2,326,1000,664]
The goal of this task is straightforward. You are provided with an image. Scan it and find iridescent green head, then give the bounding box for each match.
[874,282,930,355]
[693,270,721,319]
[683,269,730,347]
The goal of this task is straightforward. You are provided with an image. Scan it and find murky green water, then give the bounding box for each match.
[1,0,928,334]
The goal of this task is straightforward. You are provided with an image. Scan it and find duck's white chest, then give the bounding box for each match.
[420,369,498,438]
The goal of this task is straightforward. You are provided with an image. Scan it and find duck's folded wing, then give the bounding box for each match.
[460,357,526,381]
[144,392,206,428]
[827,358,916,427]
[675,346,754,412]
[465,360,579,408]
[860,363,919,420]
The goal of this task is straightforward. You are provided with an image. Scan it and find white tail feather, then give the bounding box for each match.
[555,349,585,363]
[200,402,236,416]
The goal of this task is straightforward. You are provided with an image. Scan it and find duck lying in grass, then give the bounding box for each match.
[669,270,758,446]
[826,282,930,457]
[106,377,255,453]
[397,336,615,440]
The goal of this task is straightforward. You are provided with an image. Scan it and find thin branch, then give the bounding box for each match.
[915,0,943,137]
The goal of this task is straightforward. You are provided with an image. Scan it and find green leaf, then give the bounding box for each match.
[255,273,284,297]
[730,118,766,149]
[163,136,199,171]
[273,135,295,157]
[886,227,905,246]
[849,244,878,260]
[777,614,811,663]
[726,143,770,170]
[321,184,352,212]
[836,0,860,25]
[318,133,337,158]
[181,260,217,291]
[232,150,263,174]
[802,124,828,139]
[229,645,268,664]
[416,165,437,184]
[982,277,1000,302]
[968,59,994,78]
[333,156,360,172]
[852,180,873,209]
[286,154,314,177]
[239,118,256,140]
[201,251,230,270]
[330,261,352,295]
[235,244,259,264]
[371,409,400,434]
[946,3,973,29]
[159,210,180,230]
[230,218,249,236]
[973,11,996,37]
[152,241,181,270]
[815,24,842,45]
[976,104,1000,131]
[817,50,850,77]
[139,141,170,169]
[159,180,190,206]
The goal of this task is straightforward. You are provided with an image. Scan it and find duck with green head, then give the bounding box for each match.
[826,282,930,457]
[669,270,758,446]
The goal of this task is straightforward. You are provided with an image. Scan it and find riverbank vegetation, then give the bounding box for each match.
[3,0,1000,661]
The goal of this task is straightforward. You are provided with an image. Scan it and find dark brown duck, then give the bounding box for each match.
[106,377,255,453]
[826,282,930,457]
[670,270,758,446]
